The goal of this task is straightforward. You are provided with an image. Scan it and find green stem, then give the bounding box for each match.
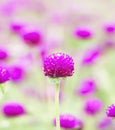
[55,80,61,130]
[0,83,5,94]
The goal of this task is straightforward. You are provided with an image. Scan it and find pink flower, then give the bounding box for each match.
[53,113,83,129]
[106,104,115,117]
[43,53,74,77]
[2,100,26,117]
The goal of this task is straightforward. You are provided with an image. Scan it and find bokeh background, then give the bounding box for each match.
[0,0,115,130]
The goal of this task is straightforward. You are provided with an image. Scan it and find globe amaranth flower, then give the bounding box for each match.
[84,98,102,115]
[0,47,9,60]
[8,65,25,82]
[104,22,115,33]
[106,104,115,117]
[53,113,83,130]
[43,53,74,78]
[0,66,10,83]
[1,100,26,117]
[20,26,42,46]
[81,47,101,65]
[10,19,25,33]
[74,26,93,39]
[98,117,112,129]
[76,78,96,96]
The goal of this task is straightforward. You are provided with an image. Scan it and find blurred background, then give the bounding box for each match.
[0,0,115,130]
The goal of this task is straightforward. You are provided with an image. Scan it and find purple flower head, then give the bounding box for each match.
[0,47,8,60]
[76,78,96,96]
[10,19,25,33]
[82,47,101,65]
[43,53,74,78]
[8,65,25,82]
[84,98,102,115]
[74,26,93,39]
[104,22,115,33]
[2,100,26,117]
[20,26,42,46]
[106,104,115,117]
[0,66,10,83]
[98,117,112,129]
[53,113,83,129]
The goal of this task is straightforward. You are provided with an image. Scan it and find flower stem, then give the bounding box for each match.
[0,83,5,94]
[55,80,61,130]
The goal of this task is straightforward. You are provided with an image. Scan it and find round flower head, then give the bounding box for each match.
[74,26,93,39]
[0,47,8,60]
[76,78,96,95]
[10,19,25,33]
[53,113,83,129]
[84,98,102,115]
[104,22,115,33]
[106,104,115,117]
[0,66,10,83]
[8,65,25,82]
[82,47,101,65]
[20,26,42,46]
[98,117,112,129]
[43,53,74,78]
[2,101,26,117]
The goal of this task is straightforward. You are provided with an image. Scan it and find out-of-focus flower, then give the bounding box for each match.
[84,98,103,115]
[20,26,42,46]
[10,19,25,33]
[106,104,115,117]
[104,22,115,33]
[74,26,93,39]
[98,116,112,129]
[53,113,83,130]
[0,47,9,60]
[43,53,74,78]
[1,100,26,117]
[76,78,96,96]
[0,66,10,83]
[8,65,25,82]
[81,47,101,65]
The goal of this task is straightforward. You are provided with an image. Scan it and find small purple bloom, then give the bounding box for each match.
[98,117,112,129]
[104,23,115,33]
[84,98,102,115]
[82,47,101,65]
[43,53,74,78]
[53,113,83,129]
[76,78,96,95]
[74,26,92,39]
[0,66,10,83]
[2,100,26,117]
[20,26,42,46]
[106,104,115,117]
[8,65,25,82]
[0,47,8,60]
[10,19,25,33]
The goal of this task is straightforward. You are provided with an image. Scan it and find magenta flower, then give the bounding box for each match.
[76,78,96,95]
[20,26,42,46]
[0,66,10,83]
[43,53,74,77]
[0,47,8,60]
[106,104,115,117]
[84,98,102,115]
[104,23,115,33]
[98,117,112,129]
[1,101,26,117]
[53,113,83,130]
[74,26,93,39]
[10,19,25,33]
[8,65,25,82]
[81,47,101,65]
